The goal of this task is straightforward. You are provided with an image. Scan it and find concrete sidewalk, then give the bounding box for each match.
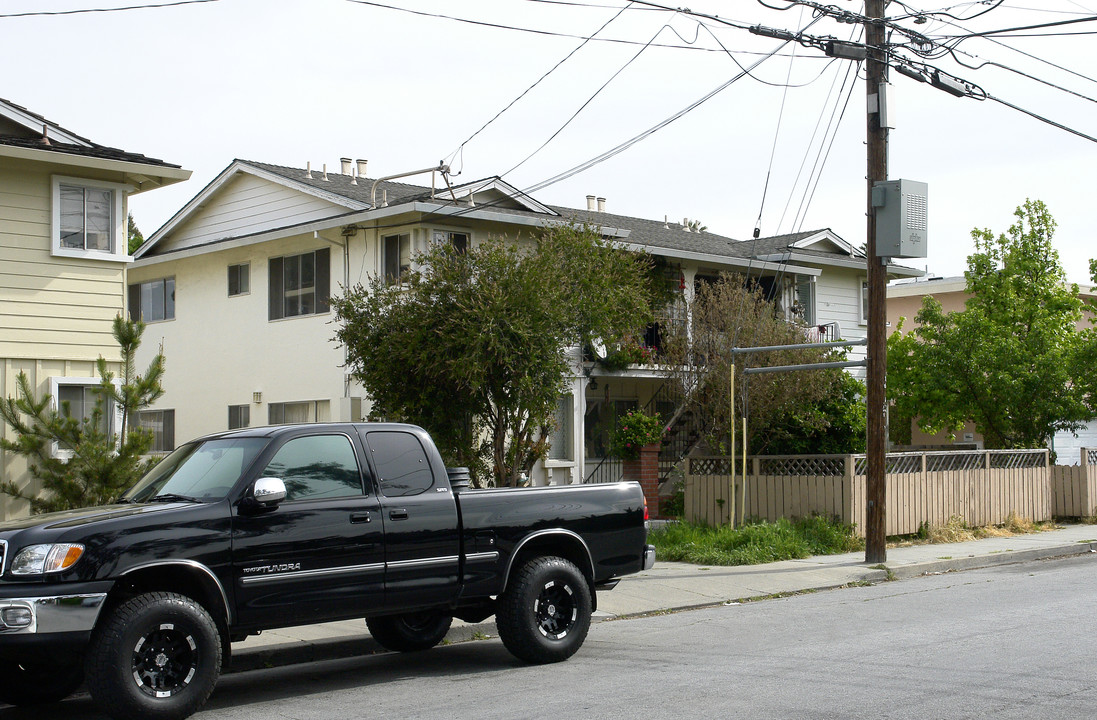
[227,523,1097,673]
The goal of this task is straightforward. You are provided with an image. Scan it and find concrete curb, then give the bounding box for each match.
[882,539,1097,580]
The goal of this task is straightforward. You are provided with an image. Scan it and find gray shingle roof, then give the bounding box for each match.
[0,97,181,169]
[234,162,854,265]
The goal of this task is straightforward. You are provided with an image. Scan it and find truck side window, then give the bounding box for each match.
[261,434,363,501]
[366,431,433,497]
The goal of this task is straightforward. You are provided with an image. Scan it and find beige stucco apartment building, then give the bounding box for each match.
[130,158,921,487]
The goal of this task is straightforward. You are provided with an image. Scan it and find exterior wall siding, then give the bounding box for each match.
[0,163,125,362]
[156,173,350,253]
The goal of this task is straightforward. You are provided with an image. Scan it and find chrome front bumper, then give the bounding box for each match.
[643,544,656,571]
[0,593,107,635]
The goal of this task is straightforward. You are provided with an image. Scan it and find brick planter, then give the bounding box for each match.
[622,442,660,519]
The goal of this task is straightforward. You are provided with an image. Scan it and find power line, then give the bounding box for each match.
[503,10,682,178]
[0,0,217,18]
[444,1,635,171]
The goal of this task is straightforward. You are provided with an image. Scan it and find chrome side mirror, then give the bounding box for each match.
[252,477,287,506]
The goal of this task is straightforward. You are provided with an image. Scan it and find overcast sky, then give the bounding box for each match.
[4,0,1096,282]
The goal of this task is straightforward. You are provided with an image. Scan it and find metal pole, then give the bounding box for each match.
[864,0,888,563]
[730,361,736,527]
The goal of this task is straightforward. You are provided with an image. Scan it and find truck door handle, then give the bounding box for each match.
[389,509,409,521]
[350,512,371,524]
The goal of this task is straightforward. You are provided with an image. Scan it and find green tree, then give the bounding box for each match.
[0,316,165,513]
[661,274,863,455]
[887,200,1094,449]
[127,213,144,255]
[332,224,654,487]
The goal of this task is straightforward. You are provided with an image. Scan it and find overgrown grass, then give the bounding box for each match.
[649,516,864,566]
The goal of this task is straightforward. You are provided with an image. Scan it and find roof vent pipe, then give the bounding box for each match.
[597,197,605,212]
[682,217,690,231]
[351,168,358,185]
[306,162,313,179]
[322,164,329,181]
[586,195,596,211]
[356,159,367,177]
[340,158,352,175]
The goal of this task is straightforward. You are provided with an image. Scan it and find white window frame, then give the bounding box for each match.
[858,276,869,326]
[48,376,121,459]
[228,404,250,429]
[51,175,129,261]
[228,263,250,297]
[383,233,412,282]
[129,276,176,323]
[546,393,574,462]
[133,409,175,453]
[268,400,330,425]
[431,229,469,254]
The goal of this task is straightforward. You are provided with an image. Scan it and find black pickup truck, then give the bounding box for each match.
[0,422,654,720]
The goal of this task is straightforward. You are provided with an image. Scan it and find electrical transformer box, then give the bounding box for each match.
[872,179,928,258]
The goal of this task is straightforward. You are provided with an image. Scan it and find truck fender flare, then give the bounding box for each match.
[504,529,595,589]
[118,559,234,625]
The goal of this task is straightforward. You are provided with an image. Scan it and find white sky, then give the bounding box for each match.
[4,0,1096,282]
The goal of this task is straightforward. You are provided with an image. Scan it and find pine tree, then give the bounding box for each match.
[0,316,165,513]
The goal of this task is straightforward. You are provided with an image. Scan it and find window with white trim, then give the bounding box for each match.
[269,248,330,320]
[268,400,329,425]
[228,263,250,297]
[795,276,816,325]
[859,277,869,325]
[51,176,128,261]
[383,233,411,281]
[432,229,468,254]
[49,377,116,457]
[134,409,175,452]
[128,277,175,322]
[228,404,250,429]
[547,394,574,461]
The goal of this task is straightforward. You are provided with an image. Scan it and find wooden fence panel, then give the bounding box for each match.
[683,451,1056,534]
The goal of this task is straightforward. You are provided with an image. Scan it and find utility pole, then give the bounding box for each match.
[864,0,888,563]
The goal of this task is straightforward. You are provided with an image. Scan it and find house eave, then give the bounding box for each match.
[0,144,191,192]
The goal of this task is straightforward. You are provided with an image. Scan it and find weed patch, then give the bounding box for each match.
[890,513,1056,547]
[649,516,863,567]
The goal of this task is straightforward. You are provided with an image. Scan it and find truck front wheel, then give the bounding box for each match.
[496,556,592,664]
[85,592,222,720]
[366,612,453,652]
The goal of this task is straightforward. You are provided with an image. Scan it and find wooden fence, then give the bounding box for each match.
[683,448,1096,535]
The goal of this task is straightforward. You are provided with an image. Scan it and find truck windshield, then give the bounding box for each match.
[121,438,269,503]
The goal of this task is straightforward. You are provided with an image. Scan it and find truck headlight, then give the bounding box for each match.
[10,544,85,575]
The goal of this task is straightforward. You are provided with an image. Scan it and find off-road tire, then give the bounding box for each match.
[0,656,83,705]
[496,556,592,664]
[366,612,453,652]
[85,591,221,720]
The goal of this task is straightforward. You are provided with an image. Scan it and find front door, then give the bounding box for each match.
[232,430,384,628]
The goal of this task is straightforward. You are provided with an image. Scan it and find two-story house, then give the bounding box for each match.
[130,158,920,487]
[0,98,190,518]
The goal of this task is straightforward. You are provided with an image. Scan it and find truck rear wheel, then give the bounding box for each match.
[0,656,83,705]
[85,592,221,720]
[366,612,452,652]
[496,556,591,664]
